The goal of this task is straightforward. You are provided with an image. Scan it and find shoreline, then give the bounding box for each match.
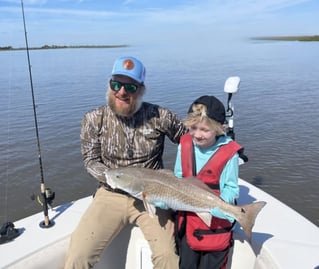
[0,44,129,51]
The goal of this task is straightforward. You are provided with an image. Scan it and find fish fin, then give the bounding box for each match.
[234,201,267,242]
[197,213,212,227]
[183,177,214,193]
[142,193,156,217]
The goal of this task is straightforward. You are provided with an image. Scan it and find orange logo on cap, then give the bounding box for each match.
[123,59,135,70]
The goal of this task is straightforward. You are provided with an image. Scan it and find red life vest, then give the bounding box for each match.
[177,133,242,251]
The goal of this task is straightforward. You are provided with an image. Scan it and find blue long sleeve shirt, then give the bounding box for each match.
[174,135,239,222]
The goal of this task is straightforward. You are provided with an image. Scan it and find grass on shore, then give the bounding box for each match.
[252,35,319,42]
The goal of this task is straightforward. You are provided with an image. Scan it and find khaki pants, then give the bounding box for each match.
[64,187,179,269]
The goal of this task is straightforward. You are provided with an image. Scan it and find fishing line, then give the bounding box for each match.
[20,0,54,228]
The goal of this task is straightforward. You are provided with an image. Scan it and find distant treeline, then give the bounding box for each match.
[0,44,129,51]
[252,35,319,42]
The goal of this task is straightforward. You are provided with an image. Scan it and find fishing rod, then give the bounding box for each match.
[224,76,248,164]
[21,0,55,228]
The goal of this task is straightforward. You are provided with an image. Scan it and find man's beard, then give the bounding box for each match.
[107,91,142,117]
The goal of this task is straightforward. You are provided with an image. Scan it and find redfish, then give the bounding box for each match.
[105,167,266,241]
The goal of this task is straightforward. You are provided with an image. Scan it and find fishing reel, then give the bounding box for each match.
[31,187,55,209]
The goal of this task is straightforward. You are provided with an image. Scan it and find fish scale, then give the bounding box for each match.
[143,182,215,212]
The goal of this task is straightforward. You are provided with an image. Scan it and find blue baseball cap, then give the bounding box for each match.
[111,56,146,84]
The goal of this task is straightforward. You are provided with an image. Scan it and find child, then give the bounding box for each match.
[174,95,243,269]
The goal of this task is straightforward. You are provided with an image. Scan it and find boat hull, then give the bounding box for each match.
[1,178,319,269]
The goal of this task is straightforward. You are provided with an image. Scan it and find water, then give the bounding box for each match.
[1,40,319,227]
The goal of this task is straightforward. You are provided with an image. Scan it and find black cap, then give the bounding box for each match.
[188,95,225,124]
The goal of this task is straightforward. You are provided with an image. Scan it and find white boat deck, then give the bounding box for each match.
[1,178,319,269]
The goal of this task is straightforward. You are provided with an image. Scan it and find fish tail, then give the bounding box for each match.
[235,201,266,242]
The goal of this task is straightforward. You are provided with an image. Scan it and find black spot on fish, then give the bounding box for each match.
[241,208,245,213]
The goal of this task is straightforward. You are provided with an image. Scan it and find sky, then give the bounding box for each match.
[1,0,318,47]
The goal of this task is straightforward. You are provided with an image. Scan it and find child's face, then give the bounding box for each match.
[189,121,217,148]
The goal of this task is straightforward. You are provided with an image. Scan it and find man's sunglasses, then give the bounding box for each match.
[109,79,140,94]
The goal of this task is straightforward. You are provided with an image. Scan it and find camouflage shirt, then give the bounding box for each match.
[80,102,186,182]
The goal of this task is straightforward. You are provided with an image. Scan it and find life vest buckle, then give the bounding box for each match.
[193,230,203,240]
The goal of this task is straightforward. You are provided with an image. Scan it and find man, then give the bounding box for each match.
[64,56,186,269]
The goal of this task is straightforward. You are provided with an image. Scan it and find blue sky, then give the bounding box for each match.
[1,0,318,47]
